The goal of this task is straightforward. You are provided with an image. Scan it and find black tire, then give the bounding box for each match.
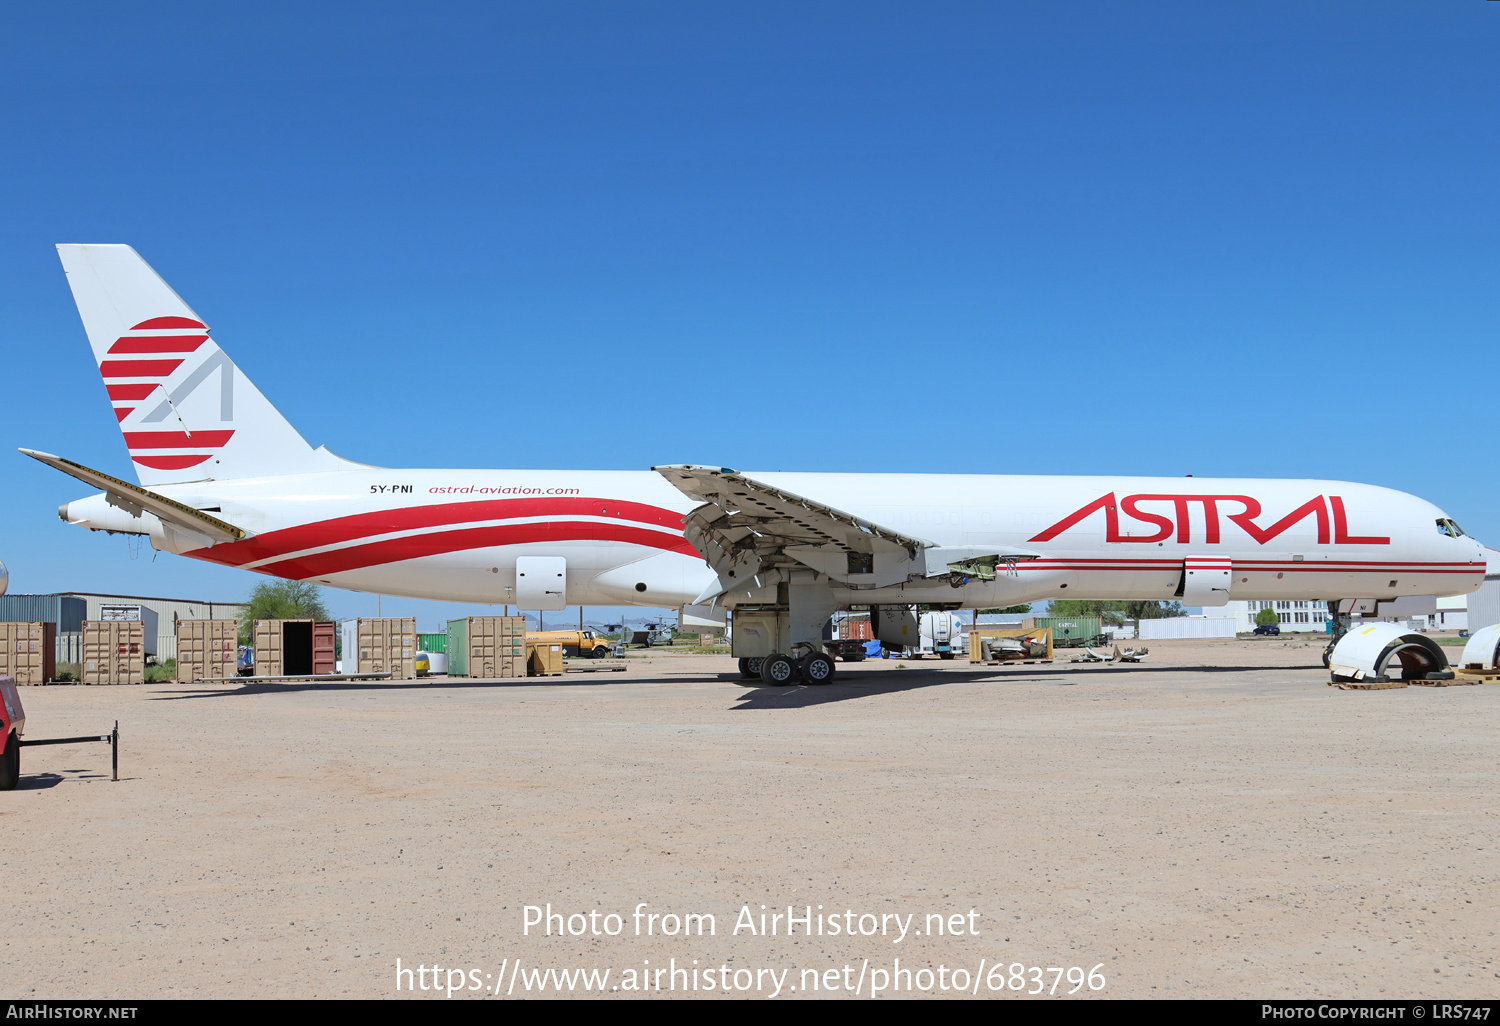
[760,654,797,686]
[800,652,836,684]
[591,646,609,659]
[0,731,19,791]
[1322,646,1333,670]
[739,657,763,679]
[938,652,954,661]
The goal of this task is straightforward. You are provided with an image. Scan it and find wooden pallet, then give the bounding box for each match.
[1454,667,1500,680]
[1332,680,1407,690]
[1411,677,1478,687]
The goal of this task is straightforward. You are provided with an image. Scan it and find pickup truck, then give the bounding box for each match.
[1,676,25,790]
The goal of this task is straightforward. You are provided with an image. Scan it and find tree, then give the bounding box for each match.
[979,604,1033,615]
[240,580,332,640]
[1045,599,1187,626]
[1123,600,1187,620]
[1255,607,1280,627]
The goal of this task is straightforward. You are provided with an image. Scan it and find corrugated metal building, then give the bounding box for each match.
[1467,576,1500,634]
[0,592,246,663]
[0,594,87,633]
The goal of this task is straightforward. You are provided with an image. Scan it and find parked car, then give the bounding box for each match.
[1252,624,1280,636]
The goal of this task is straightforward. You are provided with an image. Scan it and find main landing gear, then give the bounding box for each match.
[737,651,836,685]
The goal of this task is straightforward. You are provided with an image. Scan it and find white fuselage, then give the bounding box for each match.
[67,468,1486,610]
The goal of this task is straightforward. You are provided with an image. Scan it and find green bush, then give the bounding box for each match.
[144,658,177,683]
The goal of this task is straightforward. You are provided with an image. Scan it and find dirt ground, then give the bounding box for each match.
[1,636,1495,1000]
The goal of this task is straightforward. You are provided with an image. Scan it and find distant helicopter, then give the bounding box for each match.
[602,620,676,648]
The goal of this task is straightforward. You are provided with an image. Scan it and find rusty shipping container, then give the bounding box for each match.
[0,622,57,685]
[175,619,238,683]
[341,618,419,679]
[81,621,146,685]
[840,618,874,641]
[446,616,527,678]
[252,619,336,677]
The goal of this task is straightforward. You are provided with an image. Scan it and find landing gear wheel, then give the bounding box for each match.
[800,652,836,684]
[739,657,764,679]
[760,654,797,686]
[0,732,19,791]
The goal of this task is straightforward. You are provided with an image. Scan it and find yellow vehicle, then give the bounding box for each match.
[525,629,612,659]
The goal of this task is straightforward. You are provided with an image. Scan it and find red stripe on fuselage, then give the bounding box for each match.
[249,521,697,579]
[196,497,689,569]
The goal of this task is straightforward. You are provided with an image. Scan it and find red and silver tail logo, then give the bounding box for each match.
[100,317,234,471]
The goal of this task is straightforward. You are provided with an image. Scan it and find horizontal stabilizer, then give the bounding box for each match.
[20,448,246,544]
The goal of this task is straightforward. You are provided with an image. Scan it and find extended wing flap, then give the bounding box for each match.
[654,465,1041,590]
[20,448,246,544]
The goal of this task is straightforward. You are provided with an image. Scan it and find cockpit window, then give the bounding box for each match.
[1436,518,1467,538]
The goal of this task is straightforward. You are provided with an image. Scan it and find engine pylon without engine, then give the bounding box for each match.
[1327,622,1454,684]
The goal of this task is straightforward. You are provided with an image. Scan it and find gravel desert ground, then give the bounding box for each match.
[2,636,1495,1000]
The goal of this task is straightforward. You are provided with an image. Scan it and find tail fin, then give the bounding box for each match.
[56,244,359,485]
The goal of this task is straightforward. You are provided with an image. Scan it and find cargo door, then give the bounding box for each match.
[254,620,279,676]
[311,622,336,675]
[1179,556,1233,607]
[516,556,567,611]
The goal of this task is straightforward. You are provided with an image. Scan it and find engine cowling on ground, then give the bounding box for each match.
[1327,622,1453,684]
[1458,623,1500,670]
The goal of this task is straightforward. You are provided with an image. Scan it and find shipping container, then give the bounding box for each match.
[0,622,57,685]
[1136,617,1237,640]
[340,618,419,679]
[97,604,160,657]
[838,618,873,641]
[417,632,448,654]
[527,642,564,676]
[175,619,238,683]
[446,617,527,677]
[253,619,337,677]
[81,621,146,685]
[0,595,86,633]
[1023,616,1103,644]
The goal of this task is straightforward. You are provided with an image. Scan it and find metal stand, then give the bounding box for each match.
[22,720,119,781]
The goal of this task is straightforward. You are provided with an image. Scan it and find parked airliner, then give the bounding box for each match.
[26,245,1488,683]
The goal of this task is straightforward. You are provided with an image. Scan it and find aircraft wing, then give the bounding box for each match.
[652,464,1039,603]
[20,448,247,544]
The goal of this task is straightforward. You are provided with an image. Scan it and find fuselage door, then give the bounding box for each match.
[516,555,567,610]
[1179,556,1233,607]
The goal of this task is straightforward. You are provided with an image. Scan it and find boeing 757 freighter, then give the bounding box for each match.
[24,245,1489,684]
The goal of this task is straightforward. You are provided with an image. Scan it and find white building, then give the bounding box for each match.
[1228,596,1467,634]
[1227,599,1330,634]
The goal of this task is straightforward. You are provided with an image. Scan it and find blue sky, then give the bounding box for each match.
[2,2,1497,630]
